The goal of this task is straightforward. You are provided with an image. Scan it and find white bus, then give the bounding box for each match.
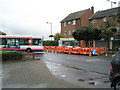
[0,35,44,53]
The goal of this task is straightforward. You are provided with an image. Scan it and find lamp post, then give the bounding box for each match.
[46,22,53,41]
[107,0,116,8]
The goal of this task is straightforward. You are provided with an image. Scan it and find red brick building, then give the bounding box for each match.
[60,7,120,48]
[89,7,120,50]
[89,7,120,27]
[60,6,94,38]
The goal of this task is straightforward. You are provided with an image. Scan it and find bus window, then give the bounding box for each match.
[15,39,19,45]
[0,38,2,45]
[33,39,40,45]
[1,38,7,45]
[18,38,29,45]
[25,39,29,45]
[7,39,16,45]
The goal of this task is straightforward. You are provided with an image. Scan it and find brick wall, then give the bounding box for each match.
[61,19,81,38]
[61,9,93,38]
[90,18,104,27]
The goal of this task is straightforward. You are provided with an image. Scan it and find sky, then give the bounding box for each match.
[0,0,119,40]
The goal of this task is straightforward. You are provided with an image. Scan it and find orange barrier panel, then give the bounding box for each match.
[44,46,49,52]
[71,47,80,54]
[56,46,65,53]
[64,47,72,53]
[98,47,106,54]
[80,47,91,55]
[51,46,56,52]
[44,46,106,55]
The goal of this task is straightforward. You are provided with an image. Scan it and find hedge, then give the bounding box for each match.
[43,41,58,46]
[1,51,23,61]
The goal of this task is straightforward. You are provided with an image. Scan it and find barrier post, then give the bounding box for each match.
[89,51,92,56]
[105,52,108,56]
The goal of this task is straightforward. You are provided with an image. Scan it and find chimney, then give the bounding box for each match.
[91,6,94,14]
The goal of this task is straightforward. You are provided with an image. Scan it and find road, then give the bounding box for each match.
[41,52,112,75]
[40,52,113,88]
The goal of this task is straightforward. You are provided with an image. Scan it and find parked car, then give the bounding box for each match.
[110,48,120,90]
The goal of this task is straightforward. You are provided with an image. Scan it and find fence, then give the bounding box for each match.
[44,46,106,55]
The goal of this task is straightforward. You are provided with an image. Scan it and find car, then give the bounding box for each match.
[110,48,120,90]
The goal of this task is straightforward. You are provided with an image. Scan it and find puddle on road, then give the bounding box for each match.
[88,81,100,85]
[78,79,85,82]
[44,61,66,78]
[86,59,104,62]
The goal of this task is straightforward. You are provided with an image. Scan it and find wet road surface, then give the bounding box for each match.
[40,52,113,88]
[41,52,112,75]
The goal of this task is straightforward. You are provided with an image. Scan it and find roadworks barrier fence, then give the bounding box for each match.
[44,46,106,56]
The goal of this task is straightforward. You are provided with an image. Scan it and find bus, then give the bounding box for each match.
[0,35,44,53]
[58,38,78,47]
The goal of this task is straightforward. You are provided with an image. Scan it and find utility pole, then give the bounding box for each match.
[107,0,116,8]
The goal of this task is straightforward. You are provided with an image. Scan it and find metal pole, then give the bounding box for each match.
[50,23,52,41]
[111,1,113,8]
[107,0,116,8]
[47,22,53,41]
[47,22,53,46]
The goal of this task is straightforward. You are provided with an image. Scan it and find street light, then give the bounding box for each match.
[107,0,116,8]
[46,22,53,41]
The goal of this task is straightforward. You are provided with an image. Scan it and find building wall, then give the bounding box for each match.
[95,40,108,49]
[61,9,94,38]
[80,10,93,26]
[61,19,81,38]
[90,18,104,27]
[90,16,120,28]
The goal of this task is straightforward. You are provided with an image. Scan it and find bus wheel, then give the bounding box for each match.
[26,48,32,52]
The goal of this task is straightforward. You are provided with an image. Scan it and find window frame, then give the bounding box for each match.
[73,20,76,25]
[64,22,67,26]
[64,31,67,35]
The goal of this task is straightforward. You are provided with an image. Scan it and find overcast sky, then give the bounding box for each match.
[0,0,119,40]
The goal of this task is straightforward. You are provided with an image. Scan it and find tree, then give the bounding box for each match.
[100,17,117,29]
[100,17,118,51]
[0,31,6,35]
[49,35,54,37]
[100,17,117,39]
[72,26,101,46]
[54,33,61,41]
[100,26,117,39]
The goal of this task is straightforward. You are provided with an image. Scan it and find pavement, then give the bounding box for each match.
[2,59,82,88]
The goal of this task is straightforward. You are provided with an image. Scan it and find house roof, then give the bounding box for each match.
[61,9,90,23]
[89,7,119,20]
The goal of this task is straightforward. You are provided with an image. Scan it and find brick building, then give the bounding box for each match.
[89,7,120,27]
[60,7,120,48]
[89,7,120,50]
[60,6,94,38]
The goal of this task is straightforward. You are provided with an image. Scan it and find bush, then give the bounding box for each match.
[43,41,58,46]
[1,51,23,61]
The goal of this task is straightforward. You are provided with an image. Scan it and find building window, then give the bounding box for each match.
[91,19,96,23]
[103,18,107,22]
[64,31,67,35]
[68,21,71,24]
[72,30,75,33]
[64,22,67,26]
[69,31,71,35]
[73,20,76,25]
